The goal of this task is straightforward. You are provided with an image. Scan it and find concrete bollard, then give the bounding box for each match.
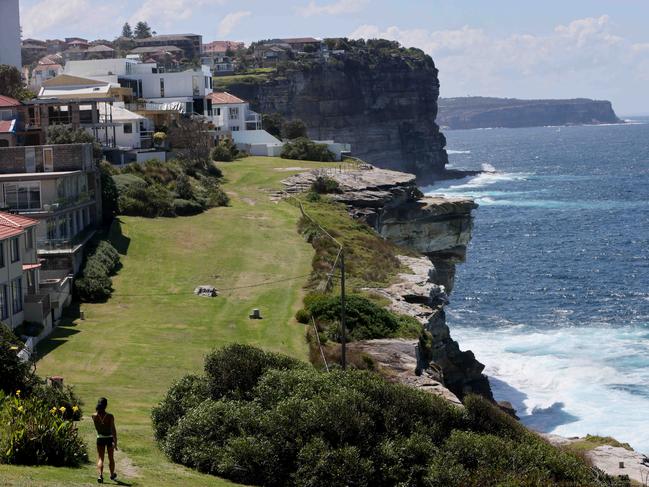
[249,309,262,319]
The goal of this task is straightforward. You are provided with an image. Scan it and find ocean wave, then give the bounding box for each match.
[450,323,649,453]
[424,166,532,196]
[447,149,472,154]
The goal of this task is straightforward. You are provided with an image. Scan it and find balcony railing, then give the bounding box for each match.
[126,102,179,112]
[37,227,95,252]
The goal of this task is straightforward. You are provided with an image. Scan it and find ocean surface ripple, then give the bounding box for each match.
[423,121,649,452]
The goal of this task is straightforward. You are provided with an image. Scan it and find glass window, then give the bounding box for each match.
[10,238,19,262]
[123,123,132,134]
[0,285,7,320]
[25,229,33,250]
[4,182,41,210]
[231,126,240,131]
[160,78,165,97]
[11,278,22,314]
[229,107,239,119]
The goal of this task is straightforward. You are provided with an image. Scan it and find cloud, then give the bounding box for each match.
[21,0,112,38]
[348,15,649,107]
[298,0,369,17]
[129,0,226,29]
[218,10,251,37]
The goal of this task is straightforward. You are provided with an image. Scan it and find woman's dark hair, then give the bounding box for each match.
[96,397,108,412]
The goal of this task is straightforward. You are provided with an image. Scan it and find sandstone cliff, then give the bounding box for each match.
[283,166,493,402]
[438,96,621,129]
[221,41,449,181]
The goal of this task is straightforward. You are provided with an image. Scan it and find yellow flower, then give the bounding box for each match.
[17,405,24,413]
[15,390,20,398]
[59,406,66,413]
[72,405,79,413]
[50,407,57,414]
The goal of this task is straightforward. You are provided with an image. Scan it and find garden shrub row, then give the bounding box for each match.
[152,344,603,487]
[75,240,121,302]
[281,137,335,162]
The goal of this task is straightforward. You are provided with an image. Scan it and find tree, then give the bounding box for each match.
[134,21,152,39]
[121,22,133,39]
[168,118,212,171]
[262,113,284,139]
[0,64,31,101]
[282,119,308,140]
[46,126,102,159]
[99,161,118,224]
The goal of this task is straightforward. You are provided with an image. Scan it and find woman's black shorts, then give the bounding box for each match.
[97,437,113,447]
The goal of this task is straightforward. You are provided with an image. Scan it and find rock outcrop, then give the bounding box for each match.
[438,96,622,129]
[283,165,492,402]
[220,47,449,181]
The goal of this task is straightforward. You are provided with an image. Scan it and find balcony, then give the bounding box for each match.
[37,227,96,254]
[126,101,180,112]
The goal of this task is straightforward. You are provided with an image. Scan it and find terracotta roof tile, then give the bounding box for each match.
[0,120,16,133]
[207,92,246,104]
[0,95,21,108]
[0,211,38,240]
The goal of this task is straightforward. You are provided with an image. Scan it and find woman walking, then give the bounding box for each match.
[92,397,118,483]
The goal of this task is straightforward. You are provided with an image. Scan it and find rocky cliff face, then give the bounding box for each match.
[222,55,449,181]
[283,166,493,402]
[438,96,621,129]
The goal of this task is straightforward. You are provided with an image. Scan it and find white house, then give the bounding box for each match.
[64,58,213,115]
[99,103,153,150]
[0,0,21,70]
[30,63,64,90]
[207,92,261,132]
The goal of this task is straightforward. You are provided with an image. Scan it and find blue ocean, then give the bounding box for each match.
[423,121,649,453]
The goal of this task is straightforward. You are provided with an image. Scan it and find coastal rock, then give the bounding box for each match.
[347,338,462,407]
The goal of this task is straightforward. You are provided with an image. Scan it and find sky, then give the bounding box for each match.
[18,0,649,114]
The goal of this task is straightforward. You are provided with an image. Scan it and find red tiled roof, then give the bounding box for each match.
[0,120,16,133]
[207,91,245,104]
[0,212,38,240]
[0,95,21,108]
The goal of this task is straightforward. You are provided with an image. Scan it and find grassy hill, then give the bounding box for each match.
[0,157,335,486]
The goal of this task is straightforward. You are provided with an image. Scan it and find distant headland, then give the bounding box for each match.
[437,96,622,129]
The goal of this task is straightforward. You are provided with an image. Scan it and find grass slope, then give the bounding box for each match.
[0,157,334,486]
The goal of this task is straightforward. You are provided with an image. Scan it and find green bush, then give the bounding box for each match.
[175,173,193,200]
[210,139,239,162]
[294,308,311,324]
[0,324,32,395]
[204,344,306,400]
[30,383,83,421]
[154,345,602,487]
[112,173,146,194]
[151,374,210,442]
[75,240,121,302]
[13,321,44,338]
[310,175,341,194]
[281,137,335,162]
[173,198,204,216]
[0,393,87,467]
[306,294,401,340]
[282,119,308,140]
[118,182,174,217]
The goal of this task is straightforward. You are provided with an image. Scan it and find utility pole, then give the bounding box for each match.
[340,250,346,370]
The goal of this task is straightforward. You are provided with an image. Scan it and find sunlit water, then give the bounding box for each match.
[422,121,649,452]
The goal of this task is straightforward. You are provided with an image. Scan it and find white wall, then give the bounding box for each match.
[0,0,21,69]
[212,102,247,131]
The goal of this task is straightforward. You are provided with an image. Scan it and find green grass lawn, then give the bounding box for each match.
[0,157,334,486]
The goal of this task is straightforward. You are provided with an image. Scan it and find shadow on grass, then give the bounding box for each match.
[109,219,131,256]
[35,302,82,360]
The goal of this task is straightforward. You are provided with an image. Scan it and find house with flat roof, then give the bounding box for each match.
[0,143,102,275]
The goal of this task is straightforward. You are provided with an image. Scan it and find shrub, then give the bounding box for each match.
[210,143,233,162]
[118,183,174,217]
[13,321,44,338]
[30,383,83,421]
[75,240,121,302]
[112,173,146,194]
[0,393,87,467]
[311,175,341,194]
[203,344,306,400]
[294,308,311,324]
[306,294,401,340]
[154,345,601,487]
[281,138,334,162]
[151,374,210,442]
[173,198,204,216]
[175,173,193,200]
[0,325,32,395]
[282,119,308,140]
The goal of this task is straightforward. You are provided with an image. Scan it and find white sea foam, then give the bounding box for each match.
[447,149,472,154]
[423,165,531,197]
[448,318,649,453]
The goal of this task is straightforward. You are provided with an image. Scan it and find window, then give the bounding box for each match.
[0,285,7,320]
[11,278,22,314]
[231,126,240,131]
[123,123,133,134]
[43,148,54,172]
[10,238,19,263]
[4,182,41,210]
[216,108,221,116]
[25,229,33,250]
[79,104,94,124]
[229,107,239,119]
[160,78,165,97]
